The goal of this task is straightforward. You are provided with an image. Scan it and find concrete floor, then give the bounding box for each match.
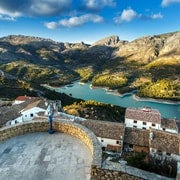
[0,132,92,180]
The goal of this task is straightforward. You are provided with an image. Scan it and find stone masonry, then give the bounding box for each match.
[0,119,164,180]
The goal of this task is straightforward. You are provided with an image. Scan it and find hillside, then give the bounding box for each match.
[0,32,179,100]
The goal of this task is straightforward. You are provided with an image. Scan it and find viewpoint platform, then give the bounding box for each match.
[0,132,92,180]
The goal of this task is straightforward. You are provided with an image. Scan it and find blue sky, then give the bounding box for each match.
[0,0,179,43]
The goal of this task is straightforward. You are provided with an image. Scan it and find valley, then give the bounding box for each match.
[0,31,179,101]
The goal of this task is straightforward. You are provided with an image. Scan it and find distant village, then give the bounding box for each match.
[0,95,180,178]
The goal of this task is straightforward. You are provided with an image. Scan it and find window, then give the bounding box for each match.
[30,113,33,117]
[101,139,104,142]
[134,120,137,123]
[102,147,105,151]
[143,122,146,125]
[163,128,166,131]
[116,140,120,144]
[133,125,137,128]
[25,115,27,117]
[142,127,146,130]
[152,123,156,127]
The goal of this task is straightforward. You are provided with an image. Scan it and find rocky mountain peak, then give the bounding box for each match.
[92,35,121,46]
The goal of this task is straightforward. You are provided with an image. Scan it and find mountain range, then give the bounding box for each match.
[0,31,179,100]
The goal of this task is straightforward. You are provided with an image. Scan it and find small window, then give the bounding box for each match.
[129,144,133,148]
[163,128,166,131]
[15,120,17,124]
[143,122,146,125]
[116,140,120,144]
[30,113,33,117]
[134,120,137,123]
[101,139,104,142]
[152,123,156,127]
[133,125,137,128]
[25,115,27,117]
[142,127,146,130]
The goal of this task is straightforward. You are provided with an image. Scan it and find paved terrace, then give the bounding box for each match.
[0,132,92,180]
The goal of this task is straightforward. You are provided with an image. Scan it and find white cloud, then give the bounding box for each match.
[84,0,116,10]
[151,13,163,19]
[114,8,138,24]
[0,7,22,19]
[0,14,15,21]
[30,0,72,16]
[0,0,72,20]
[44,22,59,29]
[161,0,180,6]
[59,14,103,27]
[45,14,103,29]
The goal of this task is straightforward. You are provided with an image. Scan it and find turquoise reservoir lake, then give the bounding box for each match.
[56,81,180,119]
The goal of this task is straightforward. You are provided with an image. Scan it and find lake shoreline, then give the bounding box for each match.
[41,81,180,119]
[90,84,180,104]
[133,94,180,105]
[42,82,180,105]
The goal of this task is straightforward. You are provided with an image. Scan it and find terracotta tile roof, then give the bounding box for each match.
[15,96,41,104]
[124,127,149,147]
[78,119,125,140]
[21,100,46,112]
[15,96,30,101]
[150,130,180,154]
[125,108,161,124]
[161,118,178,131]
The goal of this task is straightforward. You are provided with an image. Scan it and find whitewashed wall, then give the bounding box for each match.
[125,118,160,130]
[97,137,120,147]
[21,107,45,121]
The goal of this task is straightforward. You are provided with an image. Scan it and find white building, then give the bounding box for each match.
[79,120,125,152]
[125,107,178,133]
[20,100,46,121]
[9,100,46,125]
[125,107,161,130]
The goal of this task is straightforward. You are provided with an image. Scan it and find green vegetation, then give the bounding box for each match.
[0,61,77,86]
[40,87,82,106]
[125,152,147,169]
[92,72,128,89]
[124,152,177,178]
[138,79,180,100]
[145,57,180,80]
[0,76,36,99]
[63,100,125,122]
[75,66,94,82]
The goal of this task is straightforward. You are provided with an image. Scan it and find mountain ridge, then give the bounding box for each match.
[0,31,179,100]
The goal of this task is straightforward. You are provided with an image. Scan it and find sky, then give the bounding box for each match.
[0,0,179,44]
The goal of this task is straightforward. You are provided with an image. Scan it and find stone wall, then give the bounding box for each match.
[91,165,141,180]
[0,119,153,180]
[0,119,102,168]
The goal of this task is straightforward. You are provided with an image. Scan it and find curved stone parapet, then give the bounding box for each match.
[0,119,102,168]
